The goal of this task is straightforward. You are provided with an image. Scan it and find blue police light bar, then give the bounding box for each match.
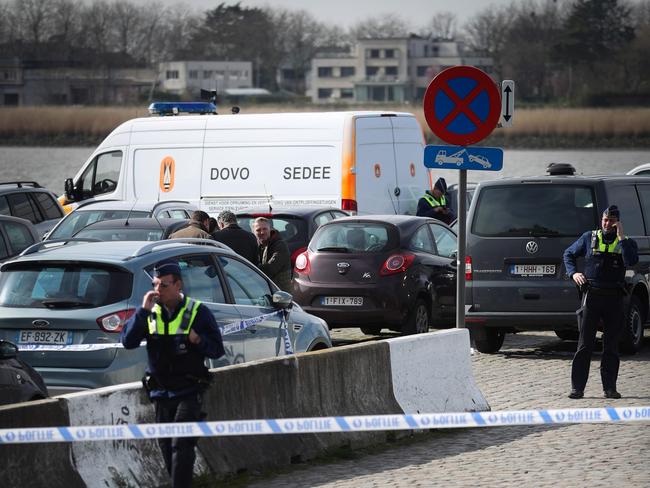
[148,101,217,116]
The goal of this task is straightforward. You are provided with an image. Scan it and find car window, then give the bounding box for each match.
[314,212,333,227]
[0,265,132,308]
[409,225,435,253]
[311,223,394,252]
[93,152,122,195]
[168,209,189,219]
[49,209,149,239]
[75,227,164,241]
[158,210,171,218]
[607,185,645,237]
[219,256,273,306]
[175,254,225,304]
[636,185,650,234]
[472,185,597,237]
[4,221,36,253]
[429,223,456,258]
[33,192,63,220]
[7,193,40,223]
[0,231,8,259]
[0,196,10,216]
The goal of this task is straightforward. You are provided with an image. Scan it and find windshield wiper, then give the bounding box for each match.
[42,299,94,308]
[316,246,349,253]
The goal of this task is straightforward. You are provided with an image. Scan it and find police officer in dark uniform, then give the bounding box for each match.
[563,205,638,399]
[121,260,224,487]
[416,177,456,225]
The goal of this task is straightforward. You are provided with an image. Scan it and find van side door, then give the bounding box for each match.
[390,116,426,215]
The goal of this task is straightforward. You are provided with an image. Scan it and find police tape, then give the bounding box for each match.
[17,311,286,352]
[1,406,648,444]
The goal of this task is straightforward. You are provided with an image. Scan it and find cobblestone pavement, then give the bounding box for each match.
[245,329,650,488]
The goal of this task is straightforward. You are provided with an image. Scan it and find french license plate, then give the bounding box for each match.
[321,297,363,306]
[17,330,71,345]
[511,264,556,276]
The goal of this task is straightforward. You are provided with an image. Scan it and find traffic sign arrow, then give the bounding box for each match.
[500,80,515,127]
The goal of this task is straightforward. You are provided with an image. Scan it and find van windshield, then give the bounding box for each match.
[472,185,597,237]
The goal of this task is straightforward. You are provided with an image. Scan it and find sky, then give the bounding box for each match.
[165,0,514,28]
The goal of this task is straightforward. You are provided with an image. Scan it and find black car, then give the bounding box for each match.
[236,206,348,266]
[0,181,64,238]
[71,217,190,241]
[0,215,41,263]
[292,215,458,335]
[0,340,48,405]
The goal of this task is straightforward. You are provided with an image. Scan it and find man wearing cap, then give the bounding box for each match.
[416,177,456,225]
[563,205,638,400]
[212,210,259,265]
[121,260,224,488]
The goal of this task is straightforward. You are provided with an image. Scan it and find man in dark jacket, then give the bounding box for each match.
[212,210,258,264]
[563,205,638,400]
[168,210,212,239]
[121,260,224,488]
[416,177,455,225]
[253,217,292,292]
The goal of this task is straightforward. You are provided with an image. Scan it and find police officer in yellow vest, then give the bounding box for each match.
[563,205,638,400]
[416,177,456,225]
[121,260,224,488]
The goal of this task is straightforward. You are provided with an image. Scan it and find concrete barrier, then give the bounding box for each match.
[0,330,488,486]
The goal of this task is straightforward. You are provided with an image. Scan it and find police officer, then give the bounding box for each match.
[563,205,638,399]
[416,177,456,224]
[121,260,225,487]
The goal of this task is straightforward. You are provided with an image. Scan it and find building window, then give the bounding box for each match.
[166,70,179,79]
[340,66,355,77]
[3,93,19,106]
[366,66,379,77]
[318,67,333,77]
[3,70,16,80]
[385,66,398,76]
[340,88,354,99]
[203,70,213,79]
[189,70,198,79]
[318,88,333,99]
[385,49,395,58]
[368,49,380,59]
[417,66,429,77]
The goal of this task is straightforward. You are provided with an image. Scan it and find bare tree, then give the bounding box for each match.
[421,11,458,40]
[17,0,54,44]
[112,0,145,55]
[349,13,411,39]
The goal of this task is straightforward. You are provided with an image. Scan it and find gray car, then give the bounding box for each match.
[0,239,331,394]
[0,181,65,238]
[0,215,41,263]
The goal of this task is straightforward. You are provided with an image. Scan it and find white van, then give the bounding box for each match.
[60,110,430,216]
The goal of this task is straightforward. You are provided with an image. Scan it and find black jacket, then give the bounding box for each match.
[259,229,292,292]
[212,224,259,265]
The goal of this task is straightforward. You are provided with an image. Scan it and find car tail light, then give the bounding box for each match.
[465,255,473,281]
[290,246,307,267]
[294,251,311,275]
[341,199,357,215]
[252,213,273,218]
[380,253,415,276]
[97,309,136,333]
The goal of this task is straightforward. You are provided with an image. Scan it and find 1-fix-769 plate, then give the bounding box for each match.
[321,297,363,306]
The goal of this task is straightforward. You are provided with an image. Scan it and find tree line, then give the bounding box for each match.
[0,0,648,105]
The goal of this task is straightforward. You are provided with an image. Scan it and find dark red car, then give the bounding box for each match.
[292,215,458,335]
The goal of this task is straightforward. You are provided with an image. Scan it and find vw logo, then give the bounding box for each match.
[525,241,539,254]
[337,262,350,274]
[32,320,50,328]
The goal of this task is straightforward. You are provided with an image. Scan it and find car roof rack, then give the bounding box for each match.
[0,181,42,188]
[20,238,101,256]
[130,238,233,259]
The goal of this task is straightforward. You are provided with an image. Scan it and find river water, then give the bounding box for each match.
[1,146,649,195]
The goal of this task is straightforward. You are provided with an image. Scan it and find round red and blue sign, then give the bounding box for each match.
[423,66,501,146]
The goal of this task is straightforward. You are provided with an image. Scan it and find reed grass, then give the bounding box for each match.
[0,105,649,140]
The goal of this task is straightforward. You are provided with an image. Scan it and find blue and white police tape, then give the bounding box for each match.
[1,406,648,444]
[17,310,290,353]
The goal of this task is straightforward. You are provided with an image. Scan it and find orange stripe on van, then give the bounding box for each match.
[159,156,175,193]
[341,116,356,204]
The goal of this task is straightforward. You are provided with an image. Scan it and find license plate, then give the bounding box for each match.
[321,297,364,306]
[17,330,72,345]
[510,264,556,276]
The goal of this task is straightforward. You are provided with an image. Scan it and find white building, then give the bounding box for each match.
[309,36,492,104]
[158,60,253,96]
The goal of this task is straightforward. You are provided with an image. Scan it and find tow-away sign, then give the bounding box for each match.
[501,80,515,127]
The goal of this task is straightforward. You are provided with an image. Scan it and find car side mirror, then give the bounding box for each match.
[0,340,18,359]
[272,291,293,310]
[450,250,458,261]
[64,178,75,201]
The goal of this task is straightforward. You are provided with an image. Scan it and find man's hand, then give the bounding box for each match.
[142,291,159,311]
[189,329,202,345]
[572,272,587,287]
[615,221,625,240]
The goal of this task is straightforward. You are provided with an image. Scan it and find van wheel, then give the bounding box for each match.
[620,296,644,354]
[470,326,505,353]
[402,299,430,335]
[360,326,382,335]
[555,329,579,341]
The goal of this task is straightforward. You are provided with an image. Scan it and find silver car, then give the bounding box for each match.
[0,239,331,394]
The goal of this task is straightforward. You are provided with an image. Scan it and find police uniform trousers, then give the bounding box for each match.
[571,290,624,392]
[154,392,204,488]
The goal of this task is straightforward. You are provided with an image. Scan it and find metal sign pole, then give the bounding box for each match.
[456,169,467,328]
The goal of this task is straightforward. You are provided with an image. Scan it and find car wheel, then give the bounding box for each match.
[470,326,505,353]
[554,329,579,341]
[360,326,382,335]
[402,299,429,335]
[620,296,644,354]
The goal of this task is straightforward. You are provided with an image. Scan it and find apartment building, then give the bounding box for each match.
[309,36,492,104]
[159,60,253,96]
